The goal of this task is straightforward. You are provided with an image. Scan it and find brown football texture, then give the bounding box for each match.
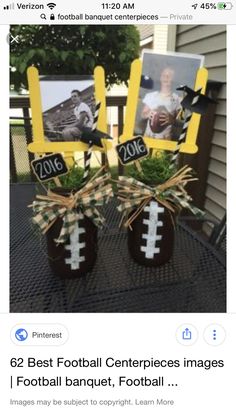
[149,106,169,133]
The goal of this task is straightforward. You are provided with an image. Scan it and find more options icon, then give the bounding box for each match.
[203,324,226,346]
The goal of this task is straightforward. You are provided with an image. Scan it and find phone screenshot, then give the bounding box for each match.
[1,0,235,417]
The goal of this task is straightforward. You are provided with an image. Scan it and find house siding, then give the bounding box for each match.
[175,24,226,223]
[136,25,154,41]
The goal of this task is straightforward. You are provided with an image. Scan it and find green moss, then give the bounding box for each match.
[59,165,85,189]
[126,152,175,186]
[47,165,119,191]
[47,165,85,190]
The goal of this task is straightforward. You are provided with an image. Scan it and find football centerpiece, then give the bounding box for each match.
[27,67,113,278]
[115,53,214,268]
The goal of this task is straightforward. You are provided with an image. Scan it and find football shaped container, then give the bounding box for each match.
[127,199,175,267]
[46,188,98,279]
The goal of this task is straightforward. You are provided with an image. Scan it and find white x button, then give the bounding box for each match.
[7,33,20,44]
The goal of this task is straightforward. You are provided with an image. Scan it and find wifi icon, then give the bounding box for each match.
[47,2,56,9]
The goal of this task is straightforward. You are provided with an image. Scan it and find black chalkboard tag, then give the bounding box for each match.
[31,153,68,182]
[116,136,148,165]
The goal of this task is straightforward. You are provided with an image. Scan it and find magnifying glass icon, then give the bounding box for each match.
[40,13,46,20]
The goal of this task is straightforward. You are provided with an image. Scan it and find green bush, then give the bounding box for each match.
[10,25,140,91]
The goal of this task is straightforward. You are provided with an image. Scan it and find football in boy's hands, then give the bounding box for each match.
[150,106,170,133]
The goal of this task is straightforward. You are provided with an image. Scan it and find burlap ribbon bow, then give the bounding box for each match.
[29,172,113,244]
[117,165,204,228]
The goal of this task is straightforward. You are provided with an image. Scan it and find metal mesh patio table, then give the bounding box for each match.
[10,183,226,313]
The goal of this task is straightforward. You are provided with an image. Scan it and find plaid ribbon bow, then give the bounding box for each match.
[117,165,204,228]
[29,172,113,244]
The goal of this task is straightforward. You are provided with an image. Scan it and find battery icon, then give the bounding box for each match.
[217,2,233,9]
